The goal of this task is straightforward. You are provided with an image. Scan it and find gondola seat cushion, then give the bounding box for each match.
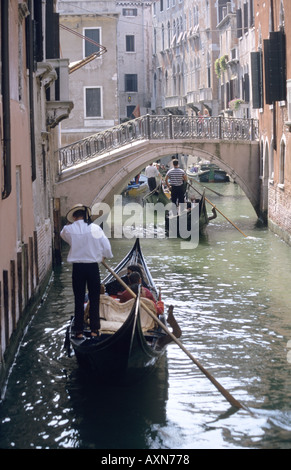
[85,295,157,333]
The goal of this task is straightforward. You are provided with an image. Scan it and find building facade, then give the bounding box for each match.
[151,0,220,117]
[253,0,291,239]
[215,0,256,119]
[57,1,119,146]
[0,0,73,392]
[57,0,153,144]
[116,1,153,121]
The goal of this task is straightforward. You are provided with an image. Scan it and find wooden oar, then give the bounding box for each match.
[187,181,248,238]
[102,259,246,410]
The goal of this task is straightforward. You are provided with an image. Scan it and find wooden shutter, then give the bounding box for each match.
[244,2,248,34]
[236,9,242,38]
[251,51,263,109]
[264,31,286,104]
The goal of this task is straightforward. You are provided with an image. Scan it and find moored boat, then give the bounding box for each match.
[198,164,230,183]
[65,238,181,384]
[123,174,148,197]
[186,166,200,181]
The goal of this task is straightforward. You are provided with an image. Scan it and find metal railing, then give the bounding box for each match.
[57,115,259,173]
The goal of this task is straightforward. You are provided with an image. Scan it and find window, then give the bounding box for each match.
[85,87,102,117]
[269,141,274,180]
[84,28,100,57]
[243,2,248,34]
[287,80,291,122]
[126,35,135,52]
[242,72,250,102]
[218,0,228,24]
[125,74,138,92]
[123,8,137,16]
[279,140,286,186]
[127,105,136,118]
[236,8,242,38]
[167,21,171,48]
[16,167,22,244]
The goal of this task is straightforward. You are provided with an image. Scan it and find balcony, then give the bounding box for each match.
[37,58,74,129]
[199,88,213,103]
[186,91,200,107]
[163,95,186,114]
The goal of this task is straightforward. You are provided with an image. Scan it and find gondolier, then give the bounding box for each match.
[165,159,187,205]
[60,203,113,339]
[145,163,160,192]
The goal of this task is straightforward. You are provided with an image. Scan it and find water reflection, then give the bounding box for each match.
[66,356,169,449]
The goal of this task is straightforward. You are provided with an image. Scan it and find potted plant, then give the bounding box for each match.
[215,58,221,78]
[228,98,245,111]
[220,55,228,72]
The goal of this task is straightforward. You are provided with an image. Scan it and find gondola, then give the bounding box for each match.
[123,174,148,197]
[165,189,213,238]
[143,181,171,205]
[65,238,181,384]
[198,163,230,183]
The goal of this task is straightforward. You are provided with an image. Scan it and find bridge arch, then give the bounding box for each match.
[53,115,260,217]
[90,141,259,212]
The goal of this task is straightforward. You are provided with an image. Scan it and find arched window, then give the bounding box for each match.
[269,139,274,180]
[167,21,171,48]
[177,64,181,96]
[279,139,286,185]
[165,70,169,96]
[260,140,264,177]
[154,28,157,54]
[173,65,177,96]
[264,141,269,180]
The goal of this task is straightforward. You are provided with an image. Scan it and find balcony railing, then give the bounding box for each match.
[57,114,259,173]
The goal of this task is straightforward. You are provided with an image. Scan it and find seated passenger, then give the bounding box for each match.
[105,264,149,295]
[118,272,163,315]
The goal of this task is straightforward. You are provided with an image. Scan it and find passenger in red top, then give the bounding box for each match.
[118,272,164,315]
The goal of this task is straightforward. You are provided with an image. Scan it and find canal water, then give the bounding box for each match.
[1,182,291,450]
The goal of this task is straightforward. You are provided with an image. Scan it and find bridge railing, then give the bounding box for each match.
[57,115,258,173]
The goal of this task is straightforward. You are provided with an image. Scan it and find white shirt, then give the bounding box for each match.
[60,220,113,263]
[145,165,159,178]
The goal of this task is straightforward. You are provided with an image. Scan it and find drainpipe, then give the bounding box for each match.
[1,0,12,199]
[27,0,36,181]
[270,0,277,151]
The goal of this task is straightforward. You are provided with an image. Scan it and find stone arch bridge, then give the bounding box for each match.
[54,114,260,218]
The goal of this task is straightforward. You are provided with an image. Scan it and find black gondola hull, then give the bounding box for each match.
[165,193,209,238]
[69,298,166,384]
[67,239,176,384]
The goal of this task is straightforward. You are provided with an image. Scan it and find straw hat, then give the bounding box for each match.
[66,204,91,223]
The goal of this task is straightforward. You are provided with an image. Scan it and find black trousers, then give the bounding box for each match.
[171,184,185,205]
[72,263,100,333]
[148,177,157,191]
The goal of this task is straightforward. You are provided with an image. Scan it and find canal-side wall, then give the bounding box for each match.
[0,267,52,398]
[0,2,73,398]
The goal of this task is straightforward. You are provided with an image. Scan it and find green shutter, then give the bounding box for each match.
[251,51,263,109]
[264,32,286,104]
